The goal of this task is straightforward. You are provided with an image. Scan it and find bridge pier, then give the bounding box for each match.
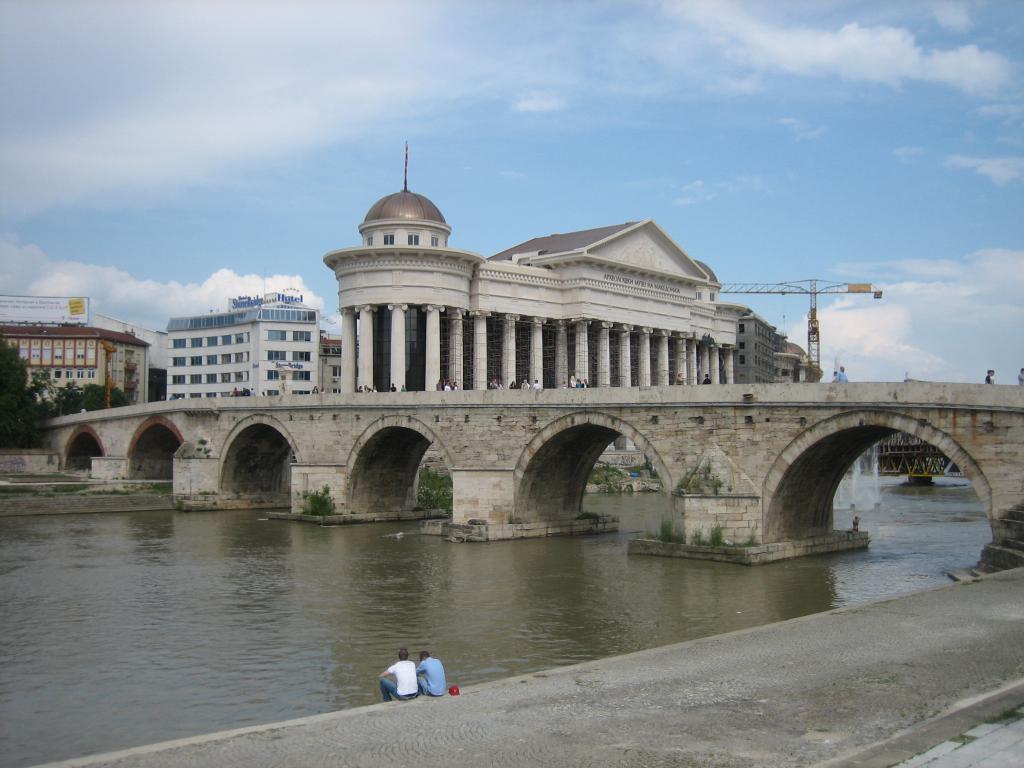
[290,464,346,515]
[90,456,129,481]
[451,469,515,524]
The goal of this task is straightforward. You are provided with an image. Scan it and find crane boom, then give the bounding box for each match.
[718,279,882,372]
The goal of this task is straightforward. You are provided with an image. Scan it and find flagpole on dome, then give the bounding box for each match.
[403,141,409,192]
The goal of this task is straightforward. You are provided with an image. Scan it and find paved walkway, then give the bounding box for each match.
[37,569,1024,768]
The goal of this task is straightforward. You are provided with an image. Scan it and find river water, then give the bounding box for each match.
[0,477,988,768]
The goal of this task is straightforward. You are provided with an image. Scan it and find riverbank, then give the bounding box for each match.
[0,476,174,516]
[35,567,1024,768]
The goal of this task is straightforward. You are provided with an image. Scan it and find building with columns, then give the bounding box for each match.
[323,187,746,392]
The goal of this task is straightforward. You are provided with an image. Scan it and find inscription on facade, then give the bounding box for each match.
[603,274,681,294]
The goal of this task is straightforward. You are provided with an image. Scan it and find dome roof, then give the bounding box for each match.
[363,190,446,225]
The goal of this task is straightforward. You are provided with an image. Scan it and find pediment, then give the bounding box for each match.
[587,221,711,282]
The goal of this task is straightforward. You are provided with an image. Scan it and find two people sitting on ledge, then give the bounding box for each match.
[379,648,447,702]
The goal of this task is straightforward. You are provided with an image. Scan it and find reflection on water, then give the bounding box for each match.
[0,477,988,768]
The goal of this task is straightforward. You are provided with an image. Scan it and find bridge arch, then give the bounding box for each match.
[762,410,991,542]
[513,411,671,523]
[220,415,300,500]
[65,425,104,472]
[345,415,453,516]
[127,416,183,480]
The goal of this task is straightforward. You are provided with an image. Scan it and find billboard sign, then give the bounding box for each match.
[0,295,90,325]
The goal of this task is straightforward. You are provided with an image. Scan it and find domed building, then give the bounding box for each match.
[324,184,745,392]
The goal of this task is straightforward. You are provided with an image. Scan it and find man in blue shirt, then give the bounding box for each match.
[417,650,447,697]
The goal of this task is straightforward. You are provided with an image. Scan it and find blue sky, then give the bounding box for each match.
[1,0,1022,382]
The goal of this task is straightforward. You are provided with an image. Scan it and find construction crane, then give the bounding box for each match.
[718,280,882,371]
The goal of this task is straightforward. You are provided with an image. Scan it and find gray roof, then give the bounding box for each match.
[491,222,636,261]
[695,260,718,283]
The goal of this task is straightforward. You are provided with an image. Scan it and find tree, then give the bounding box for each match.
[0,335,39,448]
[81,383,129,411]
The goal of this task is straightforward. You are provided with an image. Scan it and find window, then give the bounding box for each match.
[190,356,202,366]
[738,323,745,333]
[189,393,202,398]
[366,235,373,246]
[220,373,232,383]
[739,355,746,365]
[739,342,745,350]
[267,370,280,380]
[190,337,203,347]
[87,370,96,379]
[267,330,287,341]
[172,338,186,348]
[205,392,217,398]
[265,389,279,396]
[172,375,186,385]
[76,369,85,379]
[267,350,286,361]
[293,370,311,381]
[221,335,232,345]
[190,374,202,384]
[54,369,62,379]
[292,351,311,362]
[431,235,439,247]
[383,233,395,245]
[408,233,420,245]
[696,292,703,301]
[206,355,218,365]
[171,393,185,400]
[172,357,186,367]
[235,333,247,343]
[206,374,217,383]
[206,336,218,346]
[234,371,248,382]
[292,330,311,342]
[234,352,248,363]
[221,354,231,364]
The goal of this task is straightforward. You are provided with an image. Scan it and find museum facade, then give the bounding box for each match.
[323,187,746,393]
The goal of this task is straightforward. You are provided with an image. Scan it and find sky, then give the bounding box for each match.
[0,0,1022,383]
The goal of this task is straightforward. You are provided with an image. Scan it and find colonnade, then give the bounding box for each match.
[338,305,736,393]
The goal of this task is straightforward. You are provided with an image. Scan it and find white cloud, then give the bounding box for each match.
[892,145,925,163]
[933,1,971,33]
[779,117,825,141]
[978,103,1024,126]
[674,175,762,206]
[662,0,1011,94]
[819,249,1024,382]
[0,236,329,333]
[944,155,1024,184]
[513,93,567,113]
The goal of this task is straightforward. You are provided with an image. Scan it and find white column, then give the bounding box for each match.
[724,348,735,384]
[357,305,374,391]
[530,317,543,386]
[449,310,463,387]
[686,337,696,385]
[555,321,568,387]
[575,319,589,382]
[503,314,517,387]
[425,305,441,391]
[389,304,406,391]
[656,332,669,386]
[673,336,685,384]
[619,325,632,387]
[597,322,611,388]
[710,345,720,384]
[639,327,651,387]
[473,312,488,391]
[340,308,356,393]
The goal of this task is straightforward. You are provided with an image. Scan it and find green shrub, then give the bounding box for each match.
[416,468,452,512]
[589,464,627,492]
[302,485,335,516]
[709,524,724,546]
[690,528,706,546]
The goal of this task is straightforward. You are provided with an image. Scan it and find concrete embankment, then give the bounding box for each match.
[0,491,174,516]
[36,568,1024,768]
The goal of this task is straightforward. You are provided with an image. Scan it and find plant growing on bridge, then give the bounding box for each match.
[675,460,725,496]
[416,468,452,513]
[302,486,335,516]
[709,524,724,546]
[658,518,685,544]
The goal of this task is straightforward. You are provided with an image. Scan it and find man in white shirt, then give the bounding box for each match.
[379,648,419,701]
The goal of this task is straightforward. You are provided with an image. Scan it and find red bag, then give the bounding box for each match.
[448,685,460,696]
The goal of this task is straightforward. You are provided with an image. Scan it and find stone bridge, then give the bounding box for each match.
[41,383,1024,565]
